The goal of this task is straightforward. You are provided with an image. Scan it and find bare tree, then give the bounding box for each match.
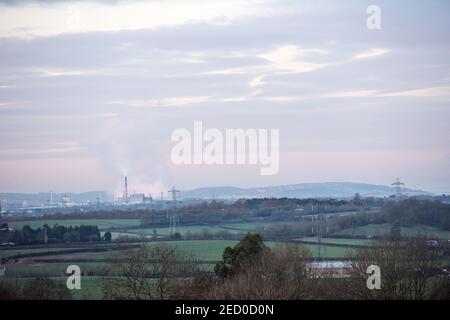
[345,236,443,300]
[102,243,201,300]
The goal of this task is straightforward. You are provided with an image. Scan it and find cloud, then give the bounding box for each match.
[1,1,450,192]
[258,45,329,72]
[221,86,450,103]
[32,67,105,77]
[0,144,87,158]
[220,94,304,103]
[326,90,379,98]
[248,75,266,88]
[108,96,211,108]
[352,48,390,60]
[209,45,330,76]
[0,0,276,38]
[0,101,29,108]
[382,86,450,97]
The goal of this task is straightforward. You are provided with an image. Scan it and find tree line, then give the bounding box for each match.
[335,199,450,232]
[9,224,105,245]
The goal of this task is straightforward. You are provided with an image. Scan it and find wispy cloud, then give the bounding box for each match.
[248,75,266,88]
[0,146,87,157]
[32,67,105,77]
[326,90,380,98]
[258,45,329,73]
[208,45,330,77]
[0,100,28,108]
[108,96,211,108]
[0,0,276,38]
[352,48,390,60]
[382,86,450,97]
[220,94,305,103]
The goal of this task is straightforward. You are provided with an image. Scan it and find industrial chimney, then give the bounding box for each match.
[124,176,128,203]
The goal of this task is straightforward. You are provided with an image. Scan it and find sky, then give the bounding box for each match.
[0,0,449,194]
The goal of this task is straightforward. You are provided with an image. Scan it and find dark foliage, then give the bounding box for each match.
[10,224,102,245]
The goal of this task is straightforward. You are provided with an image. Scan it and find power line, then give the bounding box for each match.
[167,187,181,234]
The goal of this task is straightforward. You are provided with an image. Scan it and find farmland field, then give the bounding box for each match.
[1,217,369,300]
[335,223,450,239]
[6,219,288,238]
[300,237,373,246]
[5,262,109,277]
[2,239,351,263]
[219,222,287,231]
[126,225,244,236]
[0,247,90,259]
[0,276,104,300]
[0,238,355,300]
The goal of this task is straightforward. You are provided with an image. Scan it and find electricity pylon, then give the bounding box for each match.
[167,187,181,234]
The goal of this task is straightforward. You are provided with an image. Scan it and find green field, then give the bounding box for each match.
[0,276,104,300]
[1,241,351,288]
[0,247,90,259]
[8,219,142,230]
[219,222,286,231]
[127,225,244,236]
[2,240,351,263]
[0,238,354,300]
[119,221,292,238]
[5,262,109,277]
[335,223,450,239]
[301,237,373,246]
[7,219,284,239]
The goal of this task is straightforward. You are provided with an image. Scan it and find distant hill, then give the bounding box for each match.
[181,182,431,199]
[0,183,431,203]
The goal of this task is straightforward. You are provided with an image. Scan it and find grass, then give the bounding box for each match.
[301,237,373,246]
[127,225,244,237]
[69,276,104,299]
[0,276,104,300]
[0,239,353,300]
[219,222,285,231]
[145,240,350,260]
[5,262,109,277]
[335,223,450,239]
[2,239,351,263]
[0,247,89,259]
[300,244,354,258]
[120,221,290,238]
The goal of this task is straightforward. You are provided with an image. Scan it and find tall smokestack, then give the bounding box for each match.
[124,176,128,203]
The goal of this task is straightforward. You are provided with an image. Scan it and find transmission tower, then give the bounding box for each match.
[167,187,181,234]
[391,178,405,197]
[316,201,327,260]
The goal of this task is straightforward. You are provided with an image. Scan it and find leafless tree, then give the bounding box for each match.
[102,243,202,300]
[344,236,444,300]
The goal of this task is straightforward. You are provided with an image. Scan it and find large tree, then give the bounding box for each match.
[214,233,267,278]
